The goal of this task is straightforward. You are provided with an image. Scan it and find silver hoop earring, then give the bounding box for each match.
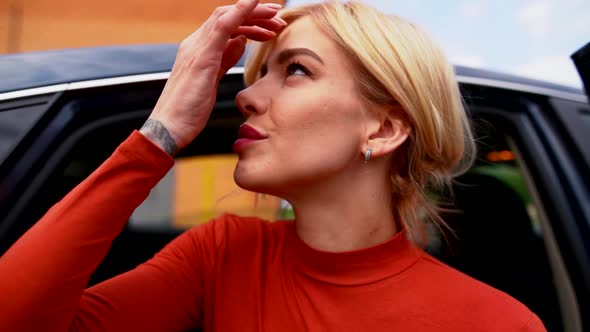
[364,148,372,163]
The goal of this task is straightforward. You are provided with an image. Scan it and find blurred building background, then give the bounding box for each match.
[0,0,285,54]
[0,0,289,224]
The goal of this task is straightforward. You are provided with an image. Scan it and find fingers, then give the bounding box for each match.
[242,17,287,31]
[215,0,259,34]
[230,26,277,41]
[209,3,282,22]
[180,1,283,59]
[210,0,278,49]
[218,35,248,81]
[244,3,283,19]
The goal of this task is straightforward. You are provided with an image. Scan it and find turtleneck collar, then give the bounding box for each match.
[284,221,421,286]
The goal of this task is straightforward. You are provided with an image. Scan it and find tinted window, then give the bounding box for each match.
[0,95,51,162]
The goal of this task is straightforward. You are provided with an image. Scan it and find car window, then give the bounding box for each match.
[0,94,52,163]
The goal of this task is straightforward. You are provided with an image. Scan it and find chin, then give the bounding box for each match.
[233,162,273,195]
[234,160,296,198]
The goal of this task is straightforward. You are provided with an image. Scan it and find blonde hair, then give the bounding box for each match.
[244,1,476,244]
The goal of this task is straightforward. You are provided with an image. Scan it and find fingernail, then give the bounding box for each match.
[275,17,288,25]
[264,3,282,9]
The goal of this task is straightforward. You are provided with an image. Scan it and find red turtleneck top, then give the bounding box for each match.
[0,131,546,331]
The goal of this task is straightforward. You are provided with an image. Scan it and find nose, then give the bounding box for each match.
[235,82,268,118]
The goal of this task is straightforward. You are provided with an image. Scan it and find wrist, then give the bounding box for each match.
[139,119,179,157]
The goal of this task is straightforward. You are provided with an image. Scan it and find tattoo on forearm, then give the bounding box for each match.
[141,119,179,156]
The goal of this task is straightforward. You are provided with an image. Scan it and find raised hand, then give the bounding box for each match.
[141,0,285,155]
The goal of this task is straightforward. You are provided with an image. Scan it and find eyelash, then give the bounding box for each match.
[286,60,311,77]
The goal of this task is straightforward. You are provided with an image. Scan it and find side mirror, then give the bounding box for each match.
[571,42,590,100]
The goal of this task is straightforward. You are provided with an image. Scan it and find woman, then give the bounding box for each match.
[0,0,546,331]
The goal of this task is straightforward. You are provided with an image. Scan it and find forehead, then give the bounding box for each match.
[267,16,340,62]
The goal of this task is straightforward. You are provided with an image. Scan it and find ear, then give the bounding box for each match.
[363,105,411,160]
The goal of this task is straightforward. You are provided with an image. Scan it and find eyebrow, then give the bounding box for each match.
[276,48,325,65]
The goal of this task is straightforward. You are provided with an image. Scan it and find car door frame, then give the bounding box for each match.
[464,84,589,331]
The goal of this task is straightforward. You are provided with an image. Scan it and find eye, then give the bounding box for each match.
[286,61,310,77]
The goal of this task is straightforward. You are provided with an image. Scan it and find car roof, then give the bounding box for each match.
[0,45,180,93]
[0,44,586,103]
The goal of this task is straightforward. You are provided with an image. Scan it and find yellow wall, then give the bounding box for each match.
[174,155,282,227]
[0,0,284,54]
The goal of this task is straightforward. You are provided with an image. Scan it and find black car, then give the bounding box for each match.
[1,44,589,331]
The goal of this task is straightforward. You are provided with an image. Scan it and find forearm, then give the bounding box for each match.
[0,131,174,331]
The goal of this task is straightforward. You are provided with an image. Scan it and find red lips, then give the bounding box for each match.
[233,124,268,153]
[237,124,268,140]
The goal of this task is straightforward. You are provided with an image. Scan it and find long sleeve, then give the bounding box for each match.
[0,131,210,331]
[521,313,547,332]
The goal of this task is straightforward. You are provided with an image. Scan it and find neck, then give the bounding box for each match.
[286,162,397,252]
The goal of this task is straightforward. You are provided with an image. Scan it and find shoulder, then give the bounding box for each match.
[408,252,546,331]
[170,214,289,271]
[211,212,289,235]
[194,213,290,253]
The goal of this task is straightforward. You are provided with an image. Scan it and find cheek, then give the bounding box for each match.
[273,95,363,171]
